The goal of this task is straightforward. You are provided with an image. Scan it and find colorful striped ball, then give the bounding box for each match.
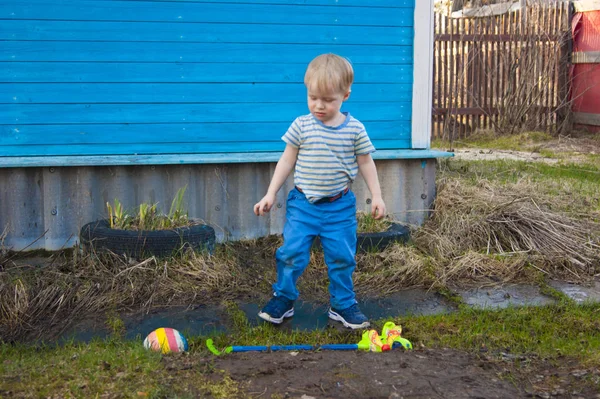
[143,327,189,354]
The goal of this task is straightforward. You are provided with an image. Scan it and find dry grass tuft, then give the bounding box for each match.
[0,225,9,265]
[438,251,531,285]
[0,238,281,343]
[415,179,600,282]
[354,246,436,296]
[295,244,435,301]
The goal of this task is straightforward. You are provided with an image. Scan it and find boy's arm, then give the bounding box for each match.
[254,144,299,216]
[357,153,386,219]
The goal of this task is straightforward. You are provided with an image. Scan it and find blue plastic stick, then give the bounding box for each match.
[230,345,268,352]
[210,343,370,354]
[319,344,359,350]
[270,345,314,351]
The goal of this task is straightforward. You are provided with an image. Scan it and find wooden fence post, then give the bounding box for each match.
[520,0,528,25]
[557,2,574,133]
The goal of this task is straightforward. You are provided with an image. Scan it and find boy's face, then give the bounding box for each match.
[307,88,350,126]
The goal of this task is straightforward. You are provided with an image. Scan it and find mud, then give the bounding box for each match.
[164,349,600,398]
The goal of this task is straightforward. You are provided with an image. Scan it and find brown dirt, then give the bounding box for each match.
[541,134,600,156]
[451,133,600,164]
[164,349,600,399]
[453,148,560,163]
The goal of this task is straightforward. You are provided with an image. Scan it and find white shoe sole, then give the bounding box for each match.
[328,309,370,330]
[258,308,294,324]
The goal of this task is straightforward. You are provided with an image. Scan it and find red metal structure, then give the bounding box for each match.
[572,1,600,132]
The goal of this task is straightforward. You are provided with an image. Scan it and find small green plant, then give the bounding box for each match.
[106,186,191,231]
[356,211,392,233]
[169,186,186,221]
[106,312,126,338]
[106,199,125,229]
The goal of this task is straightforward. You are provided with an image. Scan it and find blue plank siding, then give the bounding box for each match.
[1,103,411,124]
[2,121,411,144]
[1,63,413,83]
[0,21,413,45]
[1,43,414,63]
[1,1,413,25]
[2,83,413,103]
[0,0,416,161]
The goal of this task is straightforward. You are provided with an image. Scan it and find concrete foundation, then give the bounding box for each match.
[0,159,437,251]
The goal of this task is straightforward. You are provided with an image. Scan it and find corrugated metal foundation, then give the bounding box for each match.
[0,159,437,251]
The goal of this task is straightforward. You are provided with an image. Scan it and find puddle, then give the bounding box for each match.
[62,290,452,342]
[549,280,600,303]
[62,305,228,343]
[61,282,599,343]
[240,301,330,330]
[458,285,555,309]
[365,289,454,317]
[241,290,452,331]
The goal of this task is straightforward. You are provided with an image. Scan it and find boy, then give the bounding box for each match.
[253,53,386,329]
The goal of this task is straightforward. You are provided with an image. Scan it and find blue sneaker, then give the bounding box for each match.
[328,303,370,329]
[258,295,294,324]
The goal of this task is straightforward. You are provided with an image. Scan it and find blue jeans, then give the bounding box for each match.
[273,187,357,310]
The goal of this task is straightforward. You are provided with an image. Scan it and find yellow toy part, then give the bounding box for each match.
[381,321,413,350]
[358,329,390,352]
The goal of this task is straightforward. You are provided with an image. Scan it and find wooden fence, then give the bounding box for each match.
[432,3,572,140]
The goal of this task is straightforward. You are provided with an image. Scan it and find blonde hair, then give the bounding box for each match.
[304,53,354,94]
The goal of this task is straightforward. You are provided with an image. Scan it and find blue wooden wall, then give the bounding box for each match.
[0,0,415,158]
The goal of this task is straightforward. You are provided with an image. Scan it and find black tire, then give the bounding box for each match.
[80,219,216,258]
[356,222,410,253]
[312,223,411,254]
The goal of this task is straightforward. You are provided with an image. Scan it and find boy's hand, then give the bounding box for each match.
[253,144,298,217]
[370,196,386,220]
[254,193,276,216]
[357,153,386,220]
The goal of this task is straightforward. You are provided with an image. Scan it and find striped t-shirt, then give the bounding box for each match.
[282,112,375,203]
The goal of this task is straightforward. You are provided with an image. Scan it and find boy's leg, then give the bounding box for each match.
[319,191,358,309]
[320,191,369,329]
[273,189,320,300]
[259,189,318,323]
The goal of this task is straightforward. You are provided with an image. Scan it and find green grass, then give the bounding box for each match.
[439,159,600,217]
[441,158,600,190]
[2,302,599,397]
[537,148,558,159]
[0,338,242,398]
[210,301,600,366]
[534,162,600,184]
[356,211,392,233]
[441,158,600,184]
[1,339,163,397]
[407,302,600,362]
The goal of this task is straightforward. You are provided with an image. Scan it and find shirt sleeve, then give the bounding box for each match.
[354,127,376,155]
[281,117,303,148]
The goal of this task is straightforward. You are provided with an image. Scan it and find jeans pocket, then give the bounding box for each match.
[287,189,300,202]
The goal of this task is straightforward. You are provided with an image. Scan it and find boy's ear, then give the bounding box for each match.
[343,90,351,101]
